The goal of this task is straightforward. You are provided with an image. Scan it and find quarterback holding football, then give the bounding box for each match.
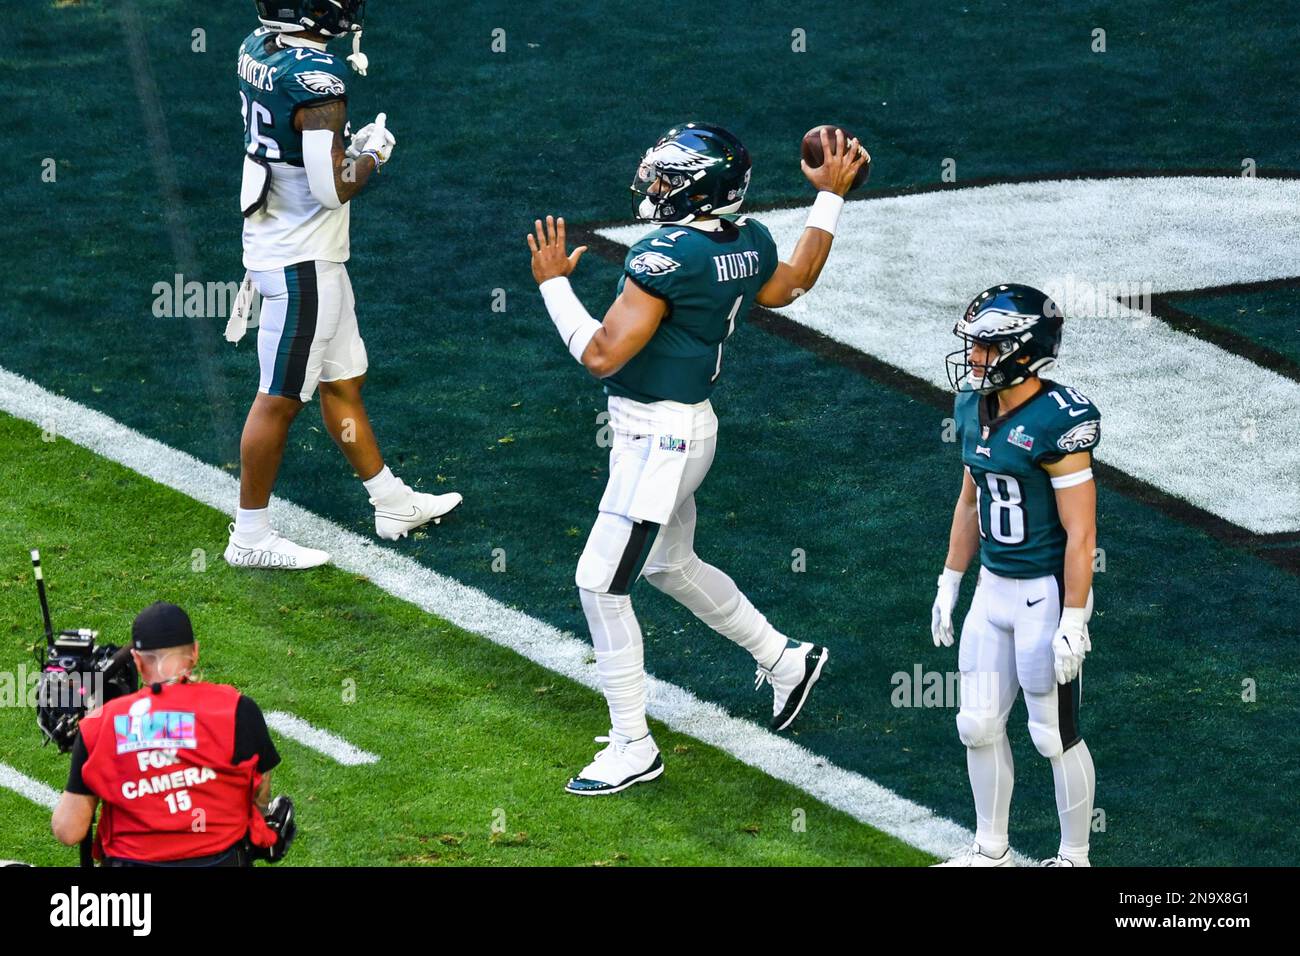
[224,0,460,570]
[931,284,1100,866]
[527,124,868,794]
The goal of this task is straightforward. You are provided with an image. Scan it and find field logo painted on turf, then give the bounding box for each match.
[600,176,1300,534]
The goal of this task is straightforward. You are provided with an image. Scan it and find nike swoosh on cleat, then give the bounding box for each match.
[377,507,421,519]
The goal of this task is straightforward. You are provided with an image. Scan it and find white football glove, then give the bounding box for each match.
[346,31,369,76]
[1051,607,1091,684]
[930,567,963,647]
[345,121,378,159]
[360,112,395,168]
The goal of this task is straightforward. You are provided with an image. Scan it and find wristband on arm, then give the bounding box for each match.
[805,190,844,236]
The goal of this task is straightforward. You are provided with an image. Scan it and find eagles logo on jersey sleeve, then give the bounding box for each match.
[623,235,688,300]
[297,70,347,97]
[628,250,682,277]
[1034,385,1102,464]
[281,56,347,111]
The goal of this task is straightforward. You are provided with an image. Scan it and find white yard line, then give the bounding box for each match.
[264,711,379,766]
[0,762,60,810]
[0,366,1011,863]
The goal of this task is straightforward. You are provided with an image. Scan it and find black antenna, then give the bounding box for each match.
[31,549,54,644]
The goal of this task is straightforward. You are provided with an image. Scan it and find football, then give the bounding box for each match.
[801,124,871,190]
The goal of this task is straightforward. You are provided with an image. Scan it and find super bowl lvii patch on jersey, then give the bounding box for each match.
[1007,424,1034,451]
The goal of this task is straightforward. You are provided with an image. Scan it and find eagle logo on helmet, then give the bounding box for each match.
[1057,420,1100,452]
[298,71,347,96]
[961,308,1041,339]
[646,142,721,174]
[628,251,681,276]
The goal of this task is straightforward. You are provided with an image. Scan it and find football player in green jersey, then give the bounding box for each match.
[224,1,461,572]
[527,123,868,794]
[930,284,1100,867]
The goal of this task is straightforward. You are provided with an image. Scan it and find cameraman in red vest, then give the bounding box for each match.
[50,602,294,867]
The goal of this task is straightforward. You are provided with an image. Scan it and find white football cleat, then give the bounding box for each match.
[223,525,330,570]
[1041,854,1090,867]
[564,732,664,796]
[757,641,829,731]
[932,842,1014,867]
[373,489,463,541]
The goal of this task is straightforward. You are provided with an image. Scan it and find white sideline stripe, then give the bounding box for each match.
[0,762,60,810]
[264,711,379,766]
[600,177,1300,534]
[0,366,1013,863]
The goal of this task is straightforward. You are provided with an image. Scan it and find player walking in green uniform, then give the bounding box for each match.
[527,124,868,794]
[931,284,1100,866]
[224,1,461,571]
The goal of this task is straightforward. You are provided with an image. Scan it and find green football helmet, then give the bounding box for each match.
[255,0,365,37]
[632,123,752,224]
[946,284,1064,394]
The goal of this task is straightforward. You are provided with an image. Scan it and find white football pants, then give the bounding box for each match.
[955,568,1095,861]
[576,402,789,742]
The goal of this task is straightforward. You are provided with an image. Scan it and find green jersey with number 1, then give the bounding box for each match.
[606,216,779,404]
[956,381,1102,579]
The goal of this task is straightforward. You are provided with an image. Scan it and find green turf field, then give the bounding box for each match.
[0,414,926,866]
[2,0,1297,866]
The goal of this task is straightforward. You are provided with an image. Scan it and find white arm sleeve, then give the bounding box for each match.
[302,128,343,210]
[539,277,601,363]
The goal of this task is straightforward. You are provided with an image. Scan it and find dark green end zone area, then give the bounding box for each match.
[1163,283,1300,370]
[3,0,1298,864]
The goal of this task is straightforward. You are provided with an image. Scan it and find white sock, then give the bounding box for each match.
[967,734,1014,857]
[362,465,404,505]
[644,555,788,669]
[1052,739,1096,862]
[580,588,650,742]
[233,507,271,545]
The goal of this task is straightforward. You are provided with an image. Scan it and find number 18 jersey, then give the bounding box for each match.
[955,381,1102,579]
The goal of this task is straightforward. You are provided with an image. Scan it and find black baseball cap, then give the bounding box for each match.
[131,602,195,650]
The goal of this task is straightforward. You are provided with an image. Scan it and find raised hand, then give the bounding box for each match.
[527,215,588,284]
